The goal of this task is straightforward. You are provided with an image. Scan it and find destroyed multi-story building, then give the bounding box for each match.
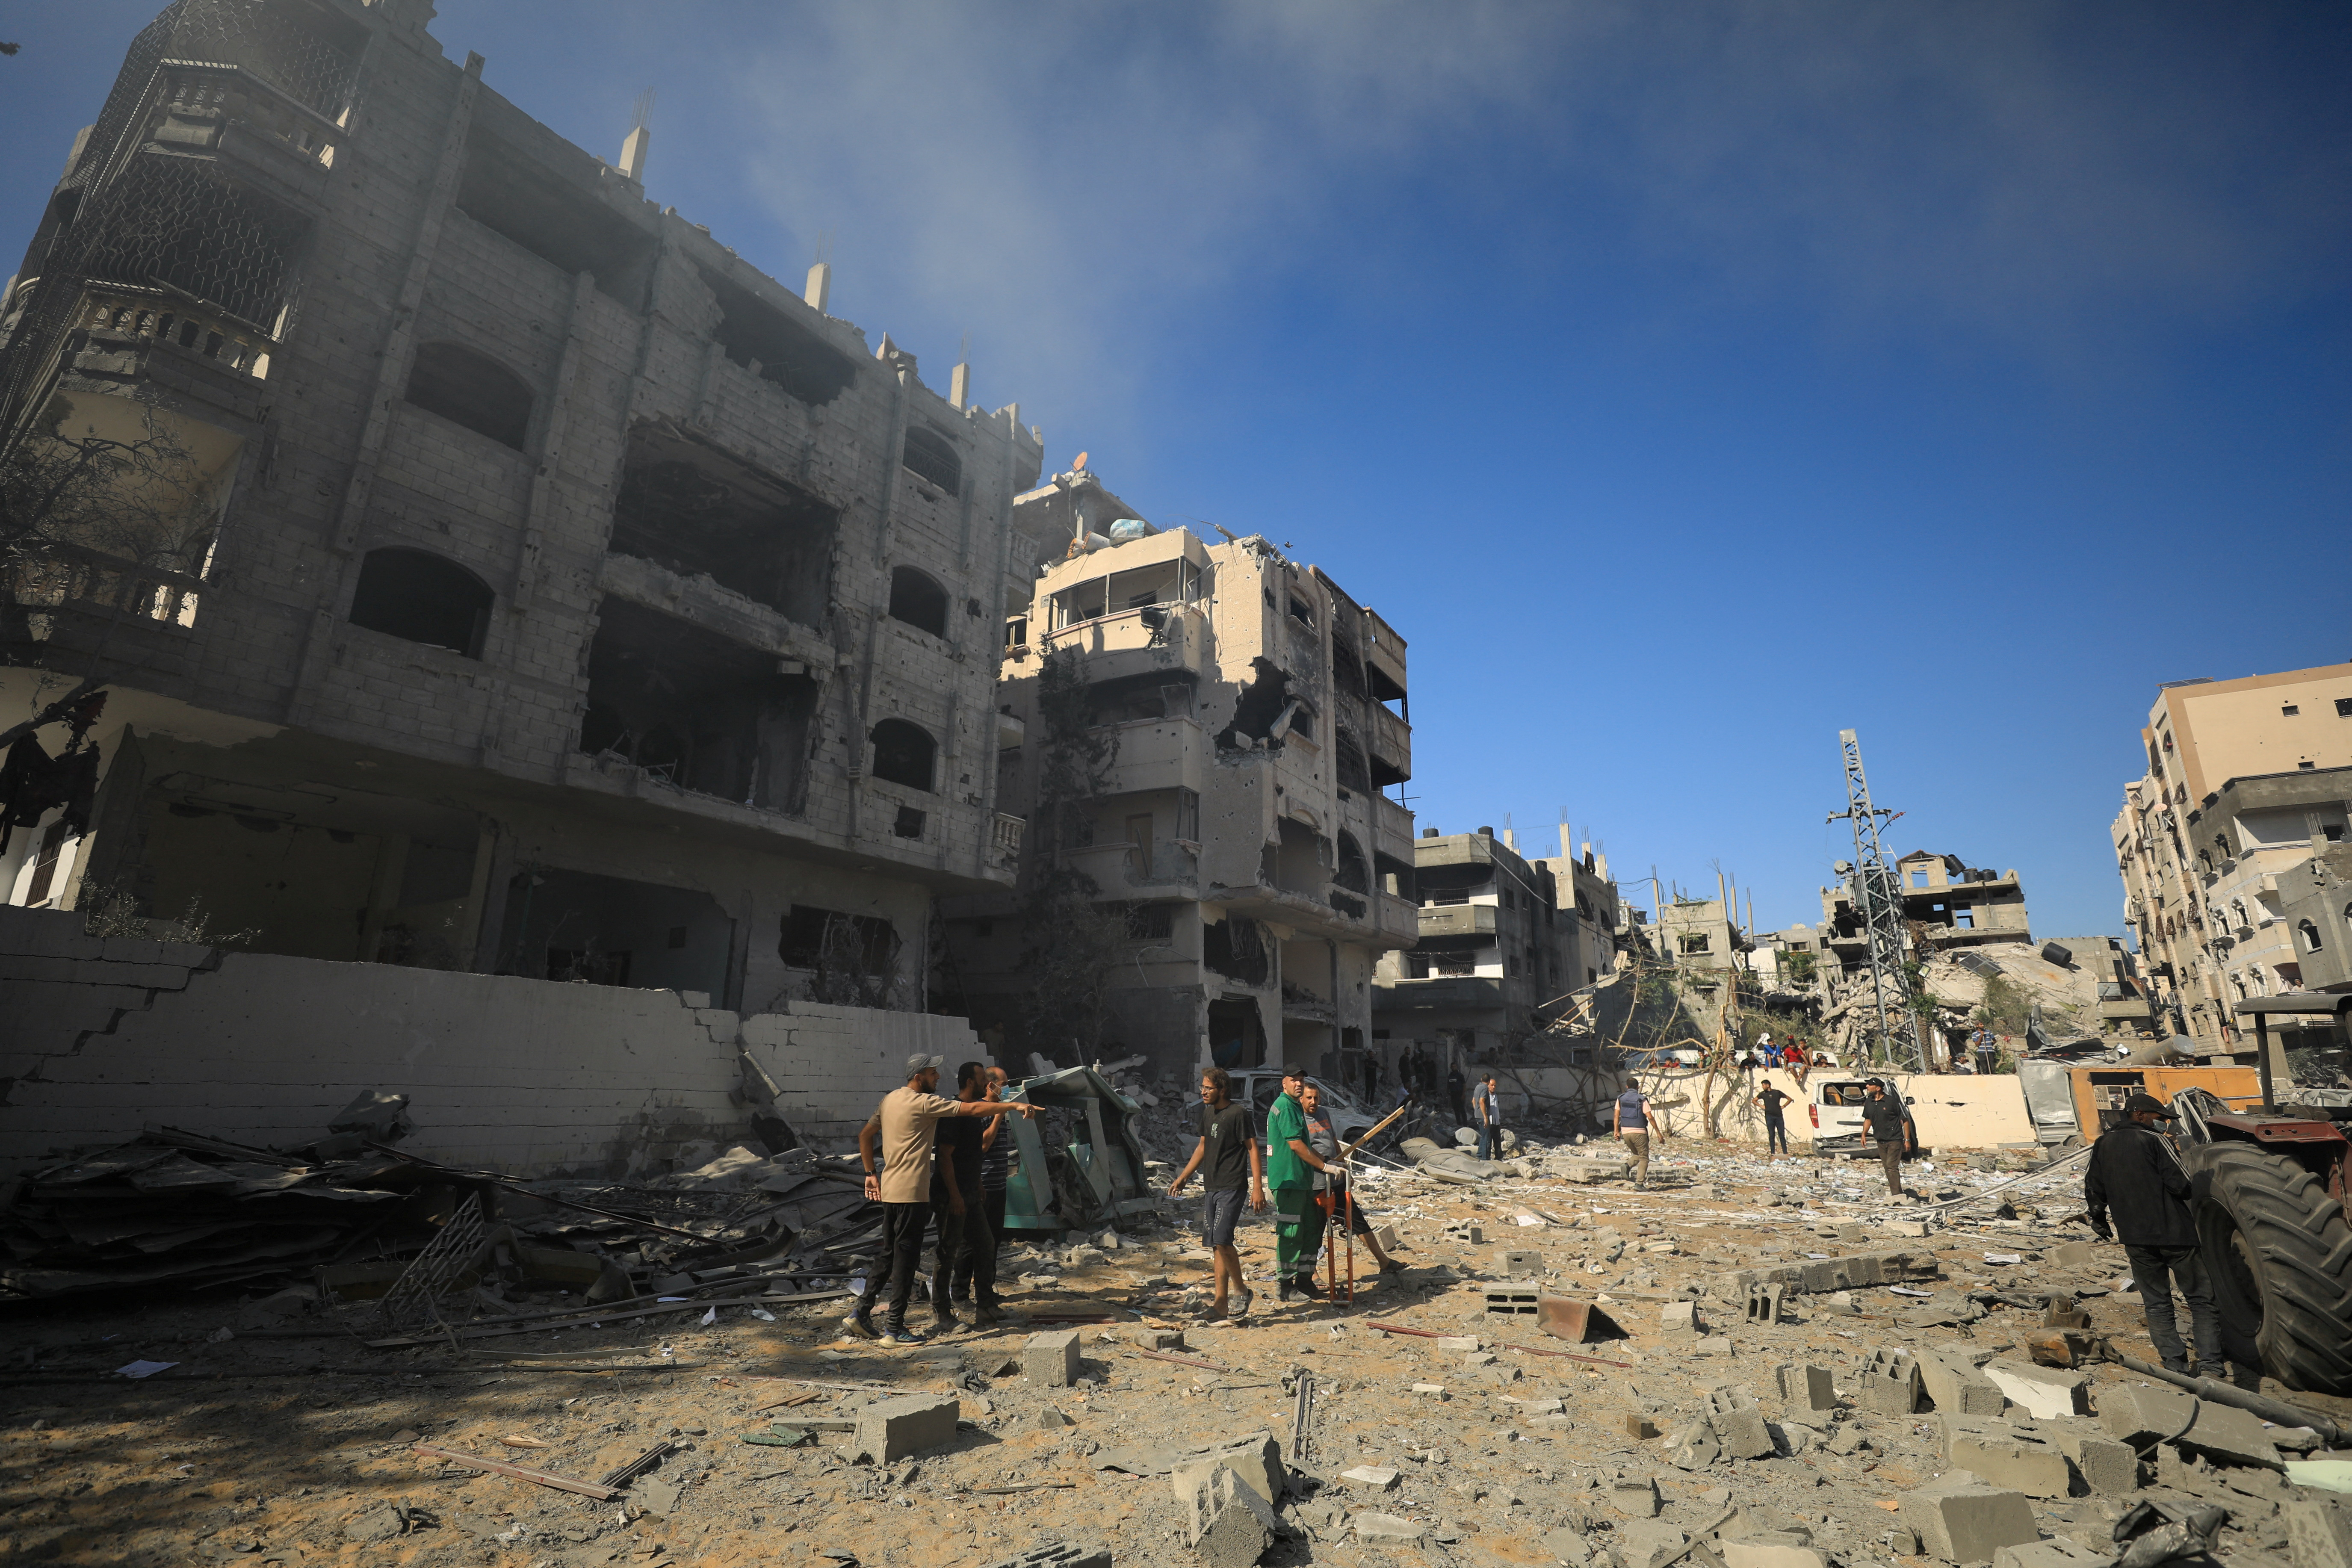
[1373,825,1569,1064]
[1651,889,1749,996]
[0,0,1043,1015]
[1818,853,2032,981]
[940,472,1420,1083]
[1531,831,1624,991]
[2112,663,2352,1050]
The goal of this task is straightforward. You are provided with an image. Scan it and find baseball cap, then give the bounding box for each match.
[905,1053,947,1075]
[2124,1092,2176,1118]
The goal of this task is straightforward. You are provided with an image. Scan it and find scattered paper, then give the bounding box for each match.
[1983,1253,2023,1266]
[1887,1286,1934,1297]
[698,1307,718,1326]
[751,1308,776,1322]
[115,1360,177,1379]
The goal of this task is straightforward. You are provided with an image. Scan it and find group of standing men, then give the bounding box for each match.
[846,1054,1033,1344]
[1168,1066,1406,1319]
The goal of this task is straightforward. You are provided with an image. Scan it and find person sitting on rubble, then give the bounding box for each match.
[1168,1065,1266,1320]
[1297,1081,1407,1280]
[848,1053,1035,1344]
[2086,1091,2228,1380]
[1612,1078,1661,1190]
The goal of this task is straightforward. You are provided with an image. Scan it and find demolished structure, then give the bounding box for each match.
[1374,825,1573,1063]
[0,0,1056,1169]
[941,473,1420,1082]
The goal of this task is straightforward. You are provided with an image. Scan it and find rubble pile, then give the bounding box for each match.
[4,1125,2349,1568]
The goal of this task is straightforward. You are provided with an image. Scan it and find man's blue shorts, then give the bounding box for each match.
[1202,1187,1244,1248]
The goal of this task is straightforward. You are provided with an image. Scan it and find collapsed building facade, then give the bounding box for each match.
[2113,663,2352,1057]
[940,473,1420,1083]
[0,0,1060,1169]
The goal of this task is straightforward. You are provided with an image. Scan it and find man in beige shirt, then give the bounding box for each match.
[851,1052,1034,1342]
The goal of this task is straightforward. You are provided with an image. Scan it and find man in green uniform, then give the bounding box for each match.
[1263,1068,1327,1302]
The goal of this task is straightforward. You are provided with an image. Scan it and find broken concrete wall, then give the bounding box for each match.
[0,904,969,1173]
[1697,1066,2036,1150]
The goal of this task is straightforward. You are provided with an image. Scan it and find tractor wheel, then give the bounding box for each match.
[2194,1143,2352,1396]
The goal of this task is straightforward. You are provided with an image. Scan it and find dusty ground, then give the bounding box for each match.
[5,1139,2347,1568]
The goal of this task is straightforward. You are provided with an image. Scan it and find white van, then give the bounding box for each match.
[1807,1078,1918,1157]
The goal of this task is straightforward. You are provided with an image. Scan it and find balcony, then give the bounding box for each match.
[1369,704,1411,783]
[1374,974,1504,1014]
[1066,839,1199,895]
[1418,903,1498,940]
[1374,793,1414,867]
[76,283,276,381]
[145,58,350,174]
[1100,719,1212,796]
[1037,604,1207,686]
[1376,891,1419,945]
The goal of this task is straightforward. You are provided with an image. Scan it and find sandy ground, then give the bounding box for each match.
[5,1139,2348,1568]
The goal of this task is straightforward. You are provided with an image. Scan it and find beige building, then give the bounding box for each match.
[2113,664,2352,1049]
[0,0,1042,1013]
[942,474,1419,1082]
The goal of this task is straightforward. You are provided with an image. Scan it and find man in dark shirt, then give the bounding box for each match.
[1169,1066,1265,1320]
[1446,1064,1468,1129]
[1861,1078,1916,1196]
[1755,1081,1792,1158]
[2086,1092,2223,1376]
[927,1061,989,1330]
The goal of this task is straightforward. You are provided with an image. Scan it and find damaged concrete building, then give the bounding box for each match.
[1531,830,1623,992]
[1372,826,1572,1064]
[0,0,1043,1165]
[940,472,1420,1082]
[2113,663,2352,1051]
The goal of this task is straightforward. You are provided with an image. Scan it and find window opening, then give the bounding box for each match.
[348,547,492,657]
[893,805,926,839]
[869,718,937,792]
[1125,903,1176,940]
[1203,916,1271,986]
[887,566,950,637]
[455,127,657,308]
[405,342,532,450]
[779,905,901,1006]
[579,597,822,809]
[902,426,962,493]
[610,424,839,626]
[695,263,857,404]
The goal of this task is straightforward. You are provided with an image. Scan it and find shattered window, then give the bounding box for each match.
[869,719,937,793]
[902,426,962,493]
[404,342,532,451]
[347,547,492,657]
[611,425,839,626]
[888,566,950,638]
[780,905,898,972]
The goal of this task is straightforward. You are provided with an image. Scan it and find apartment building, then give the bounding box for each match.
[0,0,1041,1010]
[2113,664,2352,1048]
[1531,833,1624,991]
[1372,826,1569,1064]
[1819,850,2032,986]
[941,474,1419,1083]
[1653,893,1746,991]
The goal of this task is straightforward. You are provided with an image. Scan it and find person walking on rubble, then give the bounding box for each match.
[1168,1066,1265,1320]
[1471,1071,1505,1161]
[850,1053,1034,1344]
[1297,1082,1407,1280]
[1612,1078,1661,1189]
[1754,1080,1792,1157]
[1446,1062,1469,1130]
[1861,1078,1917,1197]
[2086,1092,2227,1378]
[1265,1068,1326,1302]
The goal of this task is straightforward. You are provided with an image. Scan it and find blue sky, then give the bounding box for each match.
[6,2,2348,942]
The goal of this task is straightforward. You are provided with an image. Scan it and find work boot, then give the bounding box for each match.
[932,1307,962,1332]
[1275,1279,1295,1303]
[2191,1363,2227,1382]
[1292,1274,1325,1300]
[972,1303,1004,1328]
[2162,1356,2191,1376]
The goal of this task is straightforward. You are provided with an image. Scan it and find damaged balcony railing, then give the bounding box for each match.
[145,57,349,169]
[992,813,1025,853]
[9,542,210,629]
[79,281,276,379]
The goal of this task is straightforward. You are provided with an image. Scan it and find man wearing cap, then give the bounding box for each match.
[851,1053,1034,1344]
[2086,1092,2223,1377]
[1861,1078,1916,1197]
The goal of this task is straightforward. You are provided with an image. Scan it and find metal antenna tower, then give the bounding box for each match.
[1825,728,1922,1072]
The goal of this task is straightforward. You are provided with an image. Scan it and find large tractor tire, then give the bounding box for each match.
[2193,1142,2352,1395]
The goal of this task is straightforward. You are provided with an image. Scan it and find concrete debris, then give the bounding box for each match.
[2100,1385,2284,1470]
[2283,1496,2352,1568]
[1982,1358,2093,1417]
[1774,1363,1836,1411]
[1025,1329,1082,1386]
[850,1394,959,1464]
[1855,1348,1926,1415]
[1351,1512,1428,1542]
[1183,1463,1282,1566]
[1900,1474,2042,1565]
[1919,1347,2007,1416]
